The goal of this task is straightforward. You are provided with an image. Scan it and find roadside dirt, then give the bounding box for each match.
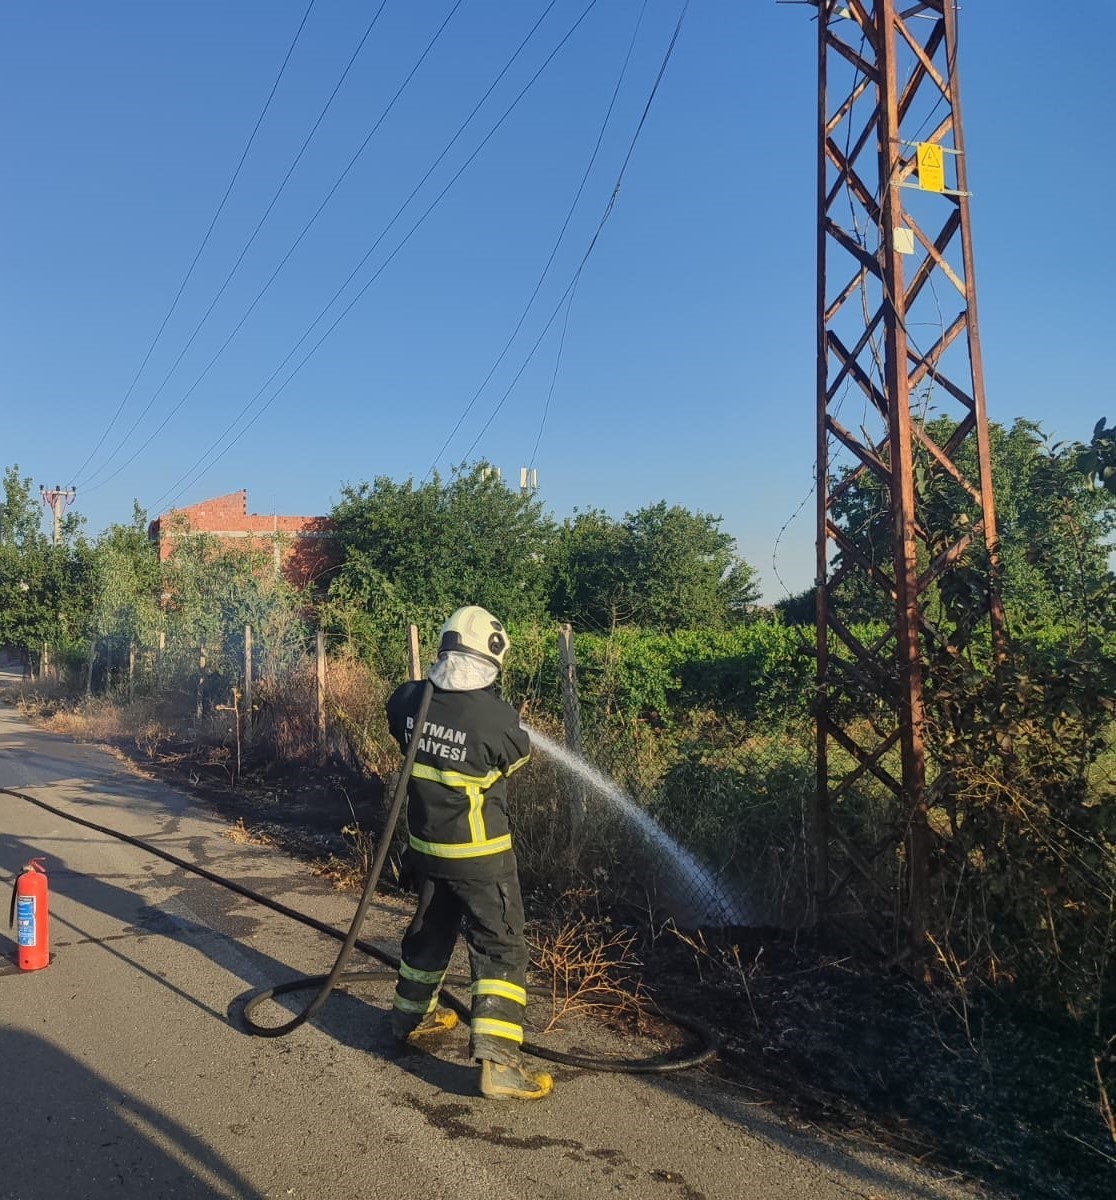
[28,723,1116,1200]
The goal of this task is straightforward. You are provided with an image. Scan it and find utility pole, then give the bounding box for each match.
[40,485,77,546]
[809,1,1003,953]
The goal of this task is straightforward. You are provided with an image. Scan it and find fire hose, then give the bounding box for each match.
[1,681,718,1073]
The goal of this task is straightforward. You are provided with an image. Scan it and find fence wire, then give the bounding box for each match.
[27,608,825,930]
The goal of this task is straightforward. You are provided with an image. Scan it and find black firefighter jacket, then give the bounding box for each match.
[386,681,531,880]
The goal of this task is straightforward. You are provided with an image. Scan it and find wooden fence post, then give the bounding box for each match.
[128,642,136,703]
[558,623,587,857]
[196,646,206,721]
[316,630,327,759]
[155,630,165,693]
[85,641,95,698]
[407,624,422,682]
[243,625,253,748]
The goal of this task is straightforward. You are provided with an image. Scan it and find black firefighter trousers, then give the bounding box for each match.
[392,861,529,1067]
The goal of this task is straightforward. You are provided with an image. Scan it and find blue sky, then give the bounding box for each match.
[2,2,1113,601]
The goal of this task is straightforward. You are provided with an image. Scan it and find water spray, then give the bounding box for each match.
[525,727,748,927]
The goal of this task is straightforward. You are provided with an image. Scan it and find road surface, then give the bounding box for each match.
[0,690,992,1200]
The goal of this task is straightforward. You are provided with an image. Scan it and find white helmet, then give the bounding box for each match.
[438,605,509,668]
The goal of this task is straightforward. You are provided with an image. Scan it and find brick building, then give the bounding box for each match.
[148,490,338,590]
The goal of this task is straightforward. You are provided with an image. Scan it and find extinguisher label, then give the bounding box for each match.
[16,895,36,947]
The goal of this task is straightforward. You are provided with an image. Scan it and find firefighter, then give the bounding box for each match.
[386,605,554,1101]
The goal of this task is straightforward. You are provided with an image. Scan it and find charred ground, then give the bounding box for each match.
[38,728,1116,1200]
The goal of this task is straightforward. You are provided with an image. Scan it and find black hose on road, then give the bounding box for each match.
[242,679,436,1038]
[0,698,718,1072]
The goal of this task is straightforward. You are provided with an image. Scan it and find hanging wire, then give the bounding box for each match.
[423,0,651,480]
[70,0,319,487]
[144,0,597,517]
[453,1,691,466]
[81,0,446,496]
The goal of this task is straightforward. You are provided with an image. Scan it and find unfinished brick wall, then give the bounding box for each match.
[148,490,339,590]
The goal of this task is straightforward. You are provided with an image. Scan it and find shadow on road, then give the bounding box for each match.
[0,1028,268,1200]
[641,1064,981,1200]
[0,826,402,1062]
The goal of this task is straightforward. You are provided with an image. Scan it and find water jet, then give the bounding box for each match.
[526,726,748,928]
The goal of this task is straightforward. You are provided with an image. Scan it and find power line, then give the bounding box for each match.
[150,0,593,515]
[424,0,650,480]
[145,0,597,516]
[528,281,578,473]
[79,0,394,491]
[456,0,691,466]
[82,0,466,500]
[69,0,318,488]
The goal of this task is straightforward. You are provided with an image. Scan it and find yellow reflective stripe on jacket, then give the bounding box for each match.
[409,760,526,858]
[471,1017,523,1043]
[472,979,527,1006]
[409,833,512,860]
[466,784,486,843]
[504,754,530,778]
[410,763,502,789]
[399,961,445,986]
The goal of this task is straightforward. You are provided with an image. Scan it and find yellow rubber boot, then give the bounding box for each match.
[479,1059,554,1100]
[397,1007,459,1044]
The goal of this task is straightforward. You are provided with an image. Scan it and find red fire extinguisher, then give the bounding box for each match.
[9,858,50,971]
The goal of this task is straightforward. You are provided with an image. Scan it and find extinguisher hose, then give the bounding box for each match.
[0,686,718,1072]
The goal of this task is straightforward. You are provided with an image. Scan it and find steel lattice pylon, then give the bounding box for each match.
[812,0,1004,950]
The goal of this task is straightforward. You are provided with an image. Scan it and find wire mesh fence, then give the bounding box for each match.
[18,599,1116,978]
[24,604,824,930]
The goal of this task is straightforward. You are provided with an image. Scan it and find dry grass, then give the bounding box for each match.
[1,674,70,710]
[324,653,396,776]
[30,694,188,750]
[528,907,648,1033]
[253,659,319,762]
[308,821,383,892]
[221,817,275,848]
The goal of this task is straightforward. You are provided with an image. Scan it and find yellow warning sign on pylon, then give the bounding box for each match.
[918,142,945,192]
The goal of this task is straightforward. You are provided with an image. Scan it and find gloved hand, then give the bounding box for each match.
[394,846,418,893]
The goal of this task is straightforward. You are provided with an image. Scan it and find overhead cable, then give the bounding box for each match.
[84,0,466,500]
[69,0,318,488]
[456,0,691,465]
[423,0,650,482]
[145,0,596,515]
[80,0,394,492]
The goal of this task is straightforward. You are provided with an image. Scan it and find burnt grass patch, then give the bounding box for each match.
[107,730,392,868]
[89,733,1116,1199]
[644,928,1115,1200]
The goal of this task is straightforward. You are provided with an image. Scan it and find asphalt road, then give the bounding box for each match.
[0,690,995,1200]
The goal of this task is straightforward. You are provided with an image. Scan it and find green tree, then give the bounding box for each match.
[87,504,163,655]
[1076,415,1116,495]
[828,417,1116,646]
[0,466,45,548]
[774,586,817,626]
[549,508,636,630]
[160,523,306,675]
[328,464,555,655]
[550,502,759,632]
[988,420,1115,642]
[0,467,69,661]
[626,502,758,629]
